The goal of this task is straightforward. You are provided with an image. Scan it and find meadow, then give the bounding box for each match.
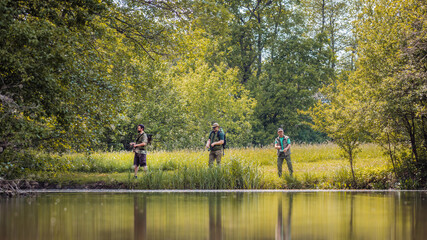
[20,143,400,190]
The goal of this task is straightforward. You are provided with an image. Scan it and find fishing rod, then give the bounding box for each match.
[193,148,206,162]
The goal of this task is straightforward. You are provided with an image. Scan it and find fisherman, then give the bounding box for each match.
[130,124,148,178]
[274,128,293,177]
[205,123,225,167]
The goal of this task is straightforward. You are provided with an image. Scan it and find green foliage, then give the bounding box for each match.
[2,0,424,192]
[306,74,370,185]
[0,149,72,179]
[159,159,179,171]
[0,150,28,179]
[0,0,130,152]
[194,0,335,145]
[172,59,256,148]
[301,0,360,71]
[0,0,352,158]
[352,0,427,181]
[251,33,333,145]
[6,144,410,190]
[127,155,261,189]
[302,0,426,187]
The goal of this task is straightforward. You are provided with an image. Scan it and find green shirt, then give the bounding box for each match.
[135,132,148,153]
[275,136,291,155]
[277,137,291,150]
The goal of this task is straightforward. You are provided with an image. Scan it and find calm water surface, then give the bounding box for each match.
[1,191,426,240]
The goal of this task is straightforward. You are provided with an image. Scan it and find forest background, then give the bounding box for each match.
[1,0,426,186]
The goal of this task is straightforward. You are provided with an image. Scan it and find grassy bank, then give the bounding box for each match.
[7,143,405,190]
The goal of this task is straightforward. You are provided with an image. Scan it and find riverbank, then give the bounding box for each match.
[2,144,415,193]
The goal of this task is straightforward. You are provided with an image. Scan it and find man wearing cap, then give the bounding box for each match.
[205,123,225,166]
[130,124,148,178]
[274,128,293,177]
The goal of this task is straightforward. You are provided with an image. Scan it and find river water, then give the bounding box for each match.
[1,191,426,240]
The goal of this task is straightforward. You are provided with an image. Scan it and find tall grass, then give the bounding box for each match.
[134,157,261,190]
[22,143,398,189]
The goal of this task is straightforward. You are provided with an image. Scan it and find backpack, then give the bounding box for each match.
[220,128,227,149]
[137,133,152,145]
[147,134,152,145]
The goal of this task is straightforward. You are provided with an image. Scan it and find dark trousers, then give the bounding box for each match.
[209,149,222,166]
[277,153,293,177]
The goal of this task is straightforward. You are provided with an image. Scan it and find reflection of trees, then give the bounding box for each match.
[134,195,147,240]
[349,193,355,240]
[407,192,427,239]
[209,193,222,240]
[1,197,39,240]
[276,193,293,240]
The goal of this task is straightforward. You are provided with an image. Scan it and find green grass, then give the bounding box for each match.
[20,143,397,189]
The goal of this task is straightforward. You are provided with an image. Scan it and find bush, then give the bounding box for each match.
[0,150,74,179]
[0,149,27,179]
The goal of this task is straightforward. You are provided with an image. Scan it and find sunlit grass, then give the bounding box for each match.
[29,143,394,189]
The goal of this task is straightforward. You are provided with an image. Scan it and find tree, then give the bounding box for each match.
[0,0,196,154]
[108,22,257,150]
[301,0,362,72]
[307,74,369,185]
[199,0,333,144]
[108,0,193,59]
[354,0,427,184]
[171,55,256,148]
[0,0,128,152]
[252,34,333,145]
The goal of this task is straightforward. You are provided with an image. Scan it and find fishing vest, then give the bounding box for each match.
[275,135,291,156]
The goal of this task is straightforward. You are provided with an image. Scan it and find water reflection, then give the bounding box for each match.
[349,193,355,240]
[1,191,427,240]
[276,193,293,240]
[209,194,222,240]
[134,195,147,240]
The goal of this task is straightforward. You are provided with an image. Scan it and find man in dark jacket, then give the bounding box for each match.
[205,123,224,167]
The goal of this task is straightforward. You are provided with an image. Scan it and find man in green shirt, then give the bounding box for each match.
[130,124,148,178]
[274,128,293,177]
[205,123,225,167]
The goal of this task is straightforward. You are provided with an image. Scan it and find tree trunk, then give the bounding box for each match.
[387,133,399,179]
[421,116,427,154]
[256,10,262,80]
[329,8,336,70]
[349,149,356,187]
[404,114,418,163]
[321,0,326,33]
